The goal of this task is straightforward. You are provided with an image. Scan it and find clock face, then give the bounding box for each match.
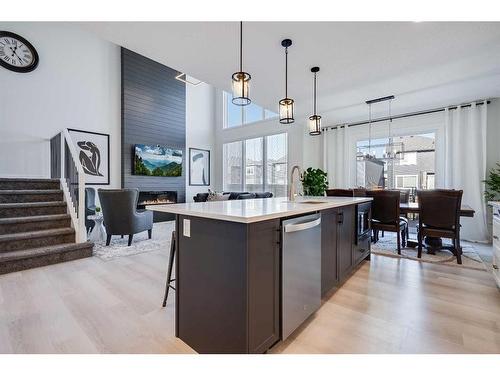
[0,31,39,73]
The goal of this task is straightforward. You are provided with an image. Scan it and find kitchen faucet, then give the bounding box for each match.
[288,165,302,201]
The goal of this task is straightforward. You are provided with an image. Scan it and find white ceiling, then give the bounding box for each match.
[81,22,500,125]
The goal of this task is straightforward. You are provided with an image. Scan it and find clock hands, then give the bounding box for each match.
[8,45,24,64]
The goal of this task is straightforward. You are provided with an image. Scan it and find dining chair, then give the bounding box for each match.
[416,189,463,264]
[326,189,354,197]
[397,189,411,239]
[365,190,407,254]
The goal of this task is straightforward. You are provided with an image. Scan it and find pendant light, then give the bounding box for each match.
[231,21,251,106]
[308,67,321,135]
[279,39,294,124]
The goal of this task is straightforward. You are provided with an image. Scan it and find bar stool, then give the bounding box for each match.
[162,231,176,307]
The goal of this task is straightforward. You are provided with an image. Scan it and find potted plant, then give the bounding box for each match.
[484,162,500,201]
[95,206,101,215]
[301,167,329,196]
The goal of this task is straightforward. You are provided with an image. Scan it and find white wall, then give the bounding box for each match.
[0,22,121,188]
[185,82,216,201]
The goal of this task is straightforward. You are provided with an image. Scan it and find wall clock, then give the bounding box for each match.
[0,31,39,73]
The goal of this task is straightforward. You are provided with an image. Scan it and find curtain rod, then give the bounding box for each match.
[321,100,491,132]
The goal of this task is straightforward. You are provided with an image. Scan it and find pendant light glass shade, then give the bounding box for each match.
[279,39,295,124]
[279,98,295,124]
[308,67,321,136]
[308,115,321,135]
[231,22,251,106]
[231,71,251,106]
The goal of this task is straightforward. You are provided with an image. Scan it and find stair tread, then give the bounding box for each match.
[0,227,75,242]
[0,242,93,262]
[0,214,71,225]
[0,201,66,208]
[0,190,63,195]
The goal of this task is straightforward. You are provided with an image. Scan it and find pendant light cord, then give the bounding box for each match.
[388,99,393,153]
[239,21,243,72]
[368,103,372,156]
[313,72,317,115]
[285,47,288,98]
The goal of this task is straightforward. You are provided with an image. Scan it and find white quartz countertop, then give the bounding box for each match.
[147,196,372,224]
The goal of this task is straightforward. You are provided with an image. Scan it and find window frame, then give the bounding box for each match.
[395,174,419,189]
[223,132,288,195]
[223,91,278,129]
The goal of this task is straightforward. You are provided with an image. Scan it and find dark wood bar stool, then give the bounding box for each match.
[162,230,176,307]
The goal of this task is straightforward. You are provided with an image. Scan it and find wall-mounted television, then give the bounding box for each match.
[133,144,183,177]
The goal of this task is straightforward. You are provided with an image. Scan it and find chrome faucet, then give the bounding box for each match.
[288,165,302,201]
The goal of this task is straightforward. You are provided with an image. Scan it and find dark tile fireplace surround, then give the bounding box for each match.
[121,48,187,223]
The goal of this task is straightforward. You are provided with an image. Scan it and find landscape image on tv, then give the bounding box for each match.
[134,144,183,177]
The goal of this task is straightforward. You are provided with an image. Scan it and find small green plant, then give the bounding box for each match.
[484,162,500,201]
[301,167,328,196]
[95,206,101,213]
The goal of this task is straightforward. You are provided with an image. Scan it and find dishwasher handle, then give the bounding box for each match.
[284,217,321,233]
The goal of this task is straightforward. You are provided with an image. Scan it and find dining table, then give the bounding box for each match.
[399,202,475,254]
[400,202,475,218]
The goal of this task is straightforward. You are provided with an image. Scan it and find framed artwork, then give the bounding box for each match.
[189,148,210,186]
[68,128,110,185]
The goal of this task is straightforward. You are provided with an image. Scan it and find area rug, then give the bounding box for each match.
[93,221,174,261]
[371,234,486,271]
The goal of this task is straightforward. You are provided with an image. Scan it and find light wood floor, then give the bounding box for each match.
[1,249,499,354]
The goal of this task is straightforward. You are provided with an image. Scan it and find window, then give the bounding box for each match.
[245,137,263,192]
[224,91,278,128]
[266,133,288,197]
[395,175,418,189]
[356,132,435,190]
[223,133,288,196]
[223,141,243,192]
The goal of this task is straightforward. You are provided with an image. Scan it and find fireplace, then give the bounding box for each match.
[137,191,177,207]
[137,191,178,223]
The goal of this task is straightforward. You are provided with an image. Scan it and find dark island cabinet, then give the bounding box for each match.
[176,215,280,354]
[321,204,368,297]
[321,208,338,295]
[338,205,355,280]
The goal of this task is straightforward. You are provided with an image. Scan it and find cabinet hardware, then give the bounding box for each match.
[338,212,344,224]
[493,264,499,270]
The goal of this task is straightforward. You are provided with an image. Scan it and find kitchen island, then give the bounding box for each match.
[148,196,372,354]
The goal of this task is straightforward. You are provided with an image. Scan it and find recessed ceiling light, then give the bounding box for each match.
[175,73,202,86]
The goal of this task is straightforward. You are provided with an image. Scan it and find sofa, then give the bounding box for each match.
[193,191,273,202]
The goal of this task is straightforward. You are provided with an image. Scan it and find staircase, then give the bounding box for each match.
[0,178,93,275]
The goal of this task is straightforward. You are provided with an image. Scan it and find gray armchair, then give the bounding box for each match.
[85,187,96,235]
[98,189,153,246]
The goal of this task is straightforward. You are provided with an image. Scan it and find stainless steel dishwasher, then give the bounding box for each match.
[281,213,322,340]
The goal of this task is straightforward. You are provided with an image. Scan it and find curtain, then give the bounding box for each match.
[322,126,351,188]
[444,102,489,242]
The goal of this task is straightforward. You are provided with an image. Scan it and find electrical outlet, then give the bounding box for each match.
[183,219,191,237]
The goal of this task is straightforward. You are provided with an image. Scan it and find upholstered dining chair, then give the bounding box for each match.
[416,189,463,264]
[98,188,154,246]
[365,190,408,254]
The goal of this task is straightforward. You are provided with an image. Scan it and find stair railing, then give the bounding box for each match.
[50,130,86,243]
